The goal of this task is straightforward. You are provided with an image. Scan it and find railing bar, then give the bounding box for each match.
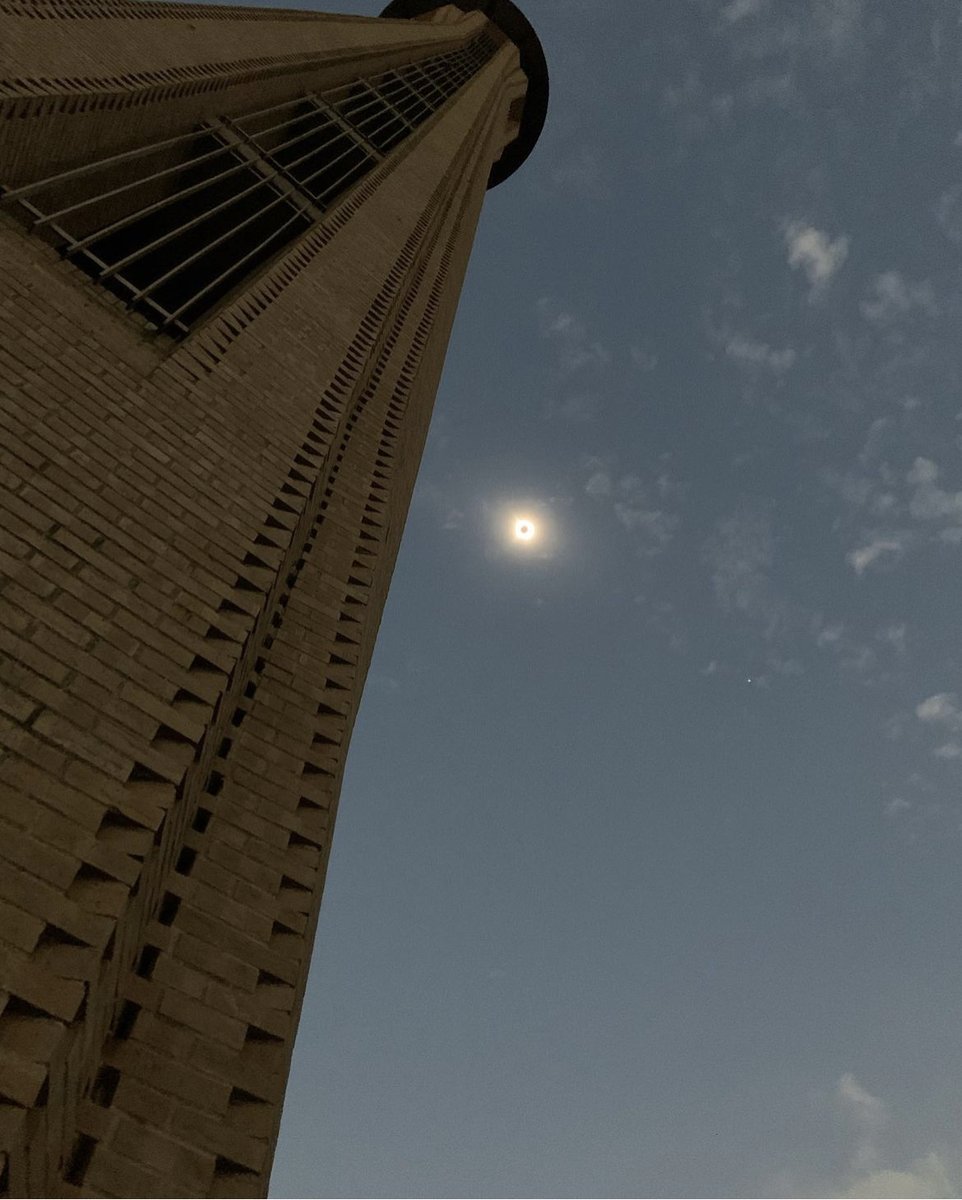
[35,139,237,227]
[98,170,281,279]
[162,201,311,326]
[9,32,492,334]
[350,95,408,135]
[298,145,375,195]
[386,72,432,116]
[309,94,386,162]
[0,126,213,201]
[249,111,353,162]
[237,104,331,146]
[238,83,384,145]
[275,129,369,179]
[228,92,320,132]
[408,66,446,104]
[334,88,392,125]
[137,185,295,303]
[63,153,257,253]
[351,110,406,145]
[306,142,387,199]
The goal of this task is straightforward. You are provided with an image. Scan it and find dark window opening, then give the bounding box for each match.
[0,33,497,335]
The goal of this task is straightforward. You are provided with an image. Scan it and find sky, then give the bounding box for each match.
[201,0,962,1195]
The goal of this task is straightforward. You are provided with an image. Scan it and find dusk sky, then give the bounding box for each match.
[220,1,962,1195]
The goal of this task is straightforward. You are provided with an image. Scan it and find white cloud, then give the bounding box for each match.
[537,298,610,376]
[816,621,845,648]
[823,464,899,519]
[936,184,962,244]
[585,463,680,553]
[885,796,911,817]
[876,622,907,656]
[545,393,598,423]
[812,618,877,675]
[584,470,612,498]
[707,509,781,636]
[833,1075,955,1198]
[858,417,891,467]
[843,1154,954,1199]
[661,66,734,153]
[785,221,849,295]
[612,475,678,549]
[861,271,938,323]
[838,1072,886,1126]
[907,457,962,524]
[629,344,658,372]
[725,334,796,373]
[847,537,904,574]
[934,741,962,760]
[722,0,765,21]
[916,692,962,731]
[818,0,865,58]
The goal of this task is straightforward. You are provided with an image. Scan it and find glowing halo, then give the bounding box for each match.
[487,499,558,561]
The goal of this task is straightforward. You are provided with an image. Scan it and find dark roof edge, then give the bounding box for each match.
[378,0,548,188]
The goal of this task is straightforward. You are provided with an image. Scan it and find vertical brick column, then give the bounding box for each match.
[0,8,525,1192]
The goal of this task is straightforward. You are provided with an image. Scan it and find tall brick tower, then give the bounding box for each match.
[0,0,547,1193]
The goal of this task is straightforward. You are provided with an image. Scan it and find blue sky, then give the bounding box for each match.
[230,0,962,1195]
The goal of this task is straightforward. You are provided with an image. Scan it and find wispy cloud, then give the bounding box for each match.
[584,459,681,554]
[661,65,734,154]
[815,620,844,649]
[816,0,866,60]
[876,622,907,657]
[846,536,906,574]
[861,271,938,323]
[721,0,765,22]
[537,298,610,376]
[774,1074,956,1198]
[785,221,849,296]
[834,1074,954,1198]
[725,333,796,373]
[629,344,658,373]
[543,393,598,424]
[936,184,962,244]
[829,453,962,572]
[811,615,882,679]
[823,464,898,519]
[907,457,962,535]
[706,507,782,637]
[916,692,962,732]
[837,1072,887,1173]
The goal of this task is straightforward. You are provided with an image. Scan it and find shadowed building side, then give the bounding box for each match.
[0,1,545,1195]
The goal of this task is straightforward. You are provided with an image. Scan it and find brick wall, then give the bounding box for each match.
[0,4,523,1193]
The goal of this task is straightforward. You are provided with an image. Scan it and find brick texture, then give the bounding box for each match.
[0,0,529,1194]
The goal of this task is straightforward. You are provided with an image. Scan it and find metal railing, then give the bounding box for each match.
[1,33,496,334]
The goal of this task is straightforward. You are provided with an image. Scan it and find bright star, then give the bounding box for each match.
[514,518,536,541]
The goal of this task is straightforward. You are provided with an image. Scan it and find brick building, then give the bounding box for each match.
[0,0,546,1193]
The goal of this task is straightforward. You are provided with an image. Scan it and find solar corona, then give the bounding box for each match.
[0,1,548,1195]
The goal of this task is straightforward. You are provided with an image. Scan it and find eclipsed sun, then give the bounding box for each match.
[514,517,537,542]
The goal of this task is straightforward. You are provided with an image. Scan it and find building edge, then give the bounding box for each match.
[379,0,548,186]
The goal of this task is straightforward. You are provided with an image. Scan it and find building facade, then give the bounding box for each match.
[0,1,546,1194]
